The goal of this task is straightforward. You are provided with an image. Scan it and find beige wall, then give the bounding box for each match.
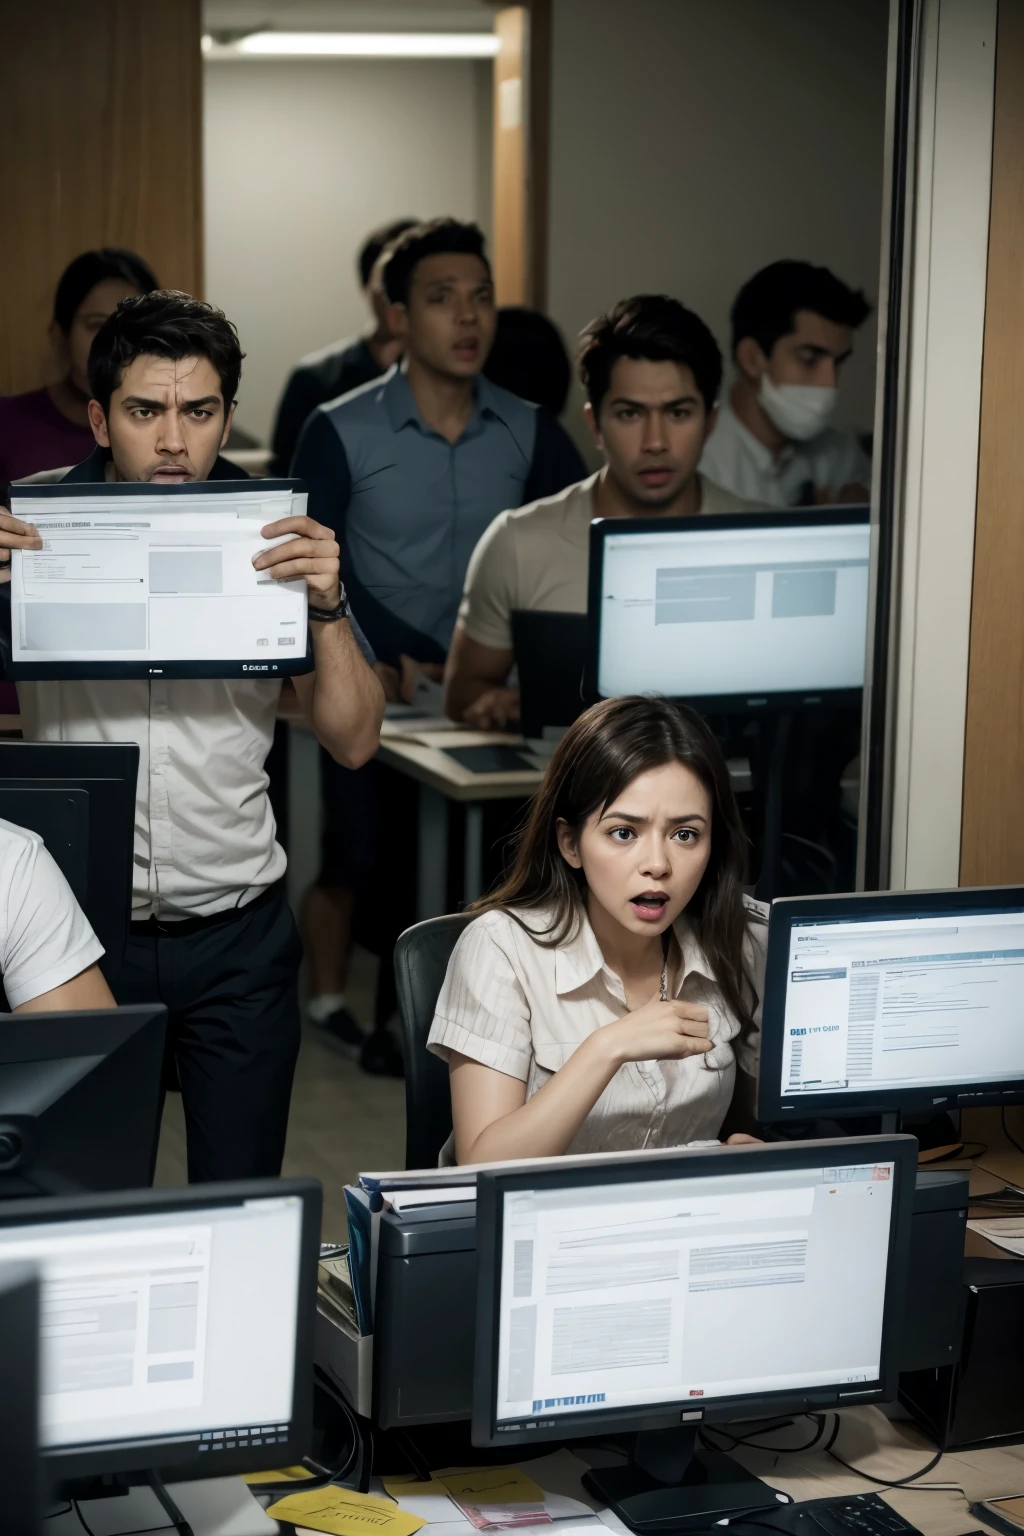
[203,58,493,444]
[545,0,889,453]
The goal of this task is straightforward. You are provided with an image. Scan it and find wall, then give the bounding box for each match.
[0,0,203,396]
[204,59,493,444]
[545,0,889,451]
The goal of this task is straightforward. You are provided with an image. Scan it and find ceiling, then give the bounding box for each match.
[202,0,498,32]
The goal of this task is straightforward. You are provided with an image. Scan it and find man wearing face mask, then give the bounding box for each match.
[700,261,872,508]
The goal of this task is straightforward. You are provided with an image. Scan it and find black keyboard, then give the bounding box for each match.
[737,1493,926,1536]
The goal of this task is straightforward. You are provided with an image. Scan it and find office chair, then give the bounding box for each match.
[393,913,470,1169]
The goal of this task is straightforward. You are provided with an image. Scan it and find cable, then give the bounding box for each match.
[72,1503,98,1536]
[44,1505,73,1521]
[824,1414,947,1490]
[701,1416,828,1456]
[147,1471,195,1536]
[1002,1108,1024,1157]
[918,1141,987,1165]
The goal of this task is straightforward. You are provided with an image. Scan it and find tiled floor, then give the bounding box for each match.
[153,943,406,1238]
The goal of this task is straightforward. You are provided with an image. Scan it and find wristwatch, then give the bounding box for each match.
[308,583,351,623]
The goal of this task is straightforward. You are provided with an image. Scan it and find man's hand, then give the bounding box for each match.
[255,515,340,608]
[374,655,446,706]
[0,508,43,585]
[463,686,520,731]
[815,481,870,506]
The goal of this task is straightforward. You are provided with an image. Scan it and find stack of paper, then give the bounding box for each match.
[317,1251,359,1333]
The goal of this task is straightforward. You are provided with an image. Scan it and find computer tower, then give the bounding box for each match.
[899,1257,1024,1448]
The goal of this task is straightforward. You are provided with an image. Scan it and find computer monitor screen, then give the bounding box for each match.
[586,509,870,710]
[473,1137,915,1446]
[757,888,1024,1121]
[0,1005,166,1197]
[0,1179,320,1486]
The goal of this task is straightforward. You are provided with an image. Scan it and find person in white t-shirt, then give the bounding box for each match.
[700,261,872,509]
[0,817,113,1012]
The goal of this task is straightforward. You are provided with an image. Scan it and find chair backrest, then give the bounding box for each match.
[393,913,471,1170]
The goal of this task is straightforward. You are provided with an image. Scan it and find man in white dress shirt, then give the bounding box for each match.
[0,817,113,1013]
[0,290,384,1182]
[700,261,872,508]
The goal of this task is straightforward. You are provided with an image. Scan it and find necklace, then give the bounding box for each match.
[660,956,668,1003]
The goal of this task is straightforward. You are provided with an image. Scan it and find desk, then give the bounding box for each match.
[378,720,754,920]
[369,1410,1024,1536]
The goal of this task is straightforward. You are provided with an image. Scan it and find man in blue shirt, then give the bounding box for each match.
[292,218,584,1067]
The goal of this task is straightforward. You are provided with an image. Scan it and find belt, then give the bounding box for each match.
[129,880,282,938]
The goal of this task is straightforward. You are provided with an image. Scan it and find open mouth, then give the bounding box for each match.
[630,892,670,921]
[639,468,672,486]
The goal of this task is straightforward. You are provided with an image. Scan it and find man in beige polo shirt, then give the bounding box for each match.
[444,294,764,728]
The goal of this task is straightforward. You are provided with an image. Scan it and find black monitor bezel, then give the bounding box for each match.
[472,1135,916,1448]
[757,886,1024,1121]
[584,505,871,712]
[0,1177,322,1486]
[8,479,313,680]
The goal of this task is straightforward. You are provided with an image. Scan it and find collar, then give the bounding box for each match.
[60,445,249,484]
[553,905,716,997]
[381,362,513,438]
[721,397,793,477]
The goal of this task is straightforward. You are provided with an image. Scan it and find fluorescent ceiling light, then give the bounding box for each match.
[222,31,500,58]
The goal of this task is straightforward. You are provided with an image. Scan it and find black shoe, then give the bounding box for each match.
[359,1027,404,1078]
[316,1005,367,1061]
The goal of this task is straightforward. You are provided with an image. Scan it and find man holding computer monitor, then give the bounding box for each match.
[443,294,763,730]
[0,289,385,1184]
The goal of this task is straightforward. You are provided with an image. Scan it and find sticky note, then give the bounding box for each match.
[243,1464,315,1484]
[380,1477,459,1523]
[267,1486,428,1536]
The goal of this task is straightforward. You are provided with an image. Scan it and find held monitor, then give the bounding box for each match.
[473,1136,916,1448]
[757,888,1024,1121]
[0,1179,321,1486]
[8,481,312,680]
[586,508,871,710]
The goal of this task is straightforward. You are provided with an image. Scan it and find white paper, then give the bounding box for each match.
[46,1475,276,1534]
[10,486,307,668]
[387,1186,477,1214]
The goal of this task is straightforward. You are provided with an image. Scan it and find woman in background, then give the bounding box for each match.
[0,247,157,486]
[428,696,768,1165]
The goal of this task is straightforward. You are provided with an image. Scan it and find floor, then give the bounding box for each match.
[152,942,406,1239]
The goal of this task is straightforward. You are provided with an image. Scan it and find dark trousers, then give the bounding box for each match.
[110,882,303,1184]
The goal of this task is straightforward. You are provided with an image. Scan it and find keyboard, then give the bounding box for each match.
[740,1493,926,1536]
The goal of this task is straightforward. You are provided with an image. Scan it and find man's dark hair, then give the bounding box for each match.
[577,295,723,416]
[53,248,158,333]
[88,290,245,415]
[380,218,490,305]
[484,306,573,416]
[730,260,871,358]
[358,219,420,288]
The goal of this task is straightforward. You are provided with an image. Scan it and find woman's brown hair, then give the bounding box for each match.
[472,695,759,1033]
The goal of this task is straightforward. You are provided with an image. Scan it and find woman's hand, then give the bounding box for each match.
[724,1133,763,1145]
[600,998,713,1068]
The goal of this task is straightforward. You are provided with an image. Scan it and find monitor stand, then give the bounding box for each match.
[582,1425,781,1534]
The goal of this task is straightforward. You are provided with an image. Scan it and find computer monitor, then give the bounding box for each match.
[586,508,870,710]
[511,610,588,746]
[757,887,1024,1122]
[0,741,138,972]
[0,1178,321,1489]
[0,1261,45,1533]
[0,1005,166,1197]
[473,1136,915,1533]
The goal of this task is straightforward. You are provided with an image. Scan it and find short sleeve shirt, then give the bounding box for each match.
[457,472,765,653]
[0,817,104,1008]
[699,400,871,509]
[428,896,768,1157]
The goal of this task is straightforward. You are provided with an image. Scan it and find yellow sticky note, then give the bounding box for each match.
[242,1464,315,1485]
[266,1486,427,1536]
[380,1478,444,1499]
[438,1468,545,1504]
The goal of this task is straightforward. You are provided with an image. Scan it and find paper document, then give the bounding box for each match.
[267,1486,427,1536]
[438,1469,549,1530]
[9,482,309,680]
[387,1187,476,1213]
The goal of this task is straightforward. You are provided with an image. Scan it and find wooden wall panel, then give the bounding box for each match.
[960,0,1024,884]
[0,0,203,396]
[491,0,551,309]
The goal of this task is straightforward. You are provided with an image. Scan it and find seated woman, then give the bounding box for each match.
[428,696,767,1164]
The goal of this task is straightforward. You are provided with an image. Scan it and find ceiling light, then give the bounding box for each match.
[221,31,500,59]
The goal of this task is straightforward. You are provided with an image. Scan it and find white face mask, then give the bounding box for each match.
[758,373,838,441]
